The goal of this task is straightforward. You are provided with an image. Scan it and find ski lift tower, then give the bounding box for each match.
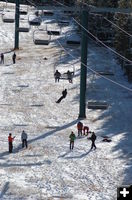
[78,5,131,118]
[14,0,20,49]
[79,9,88,119]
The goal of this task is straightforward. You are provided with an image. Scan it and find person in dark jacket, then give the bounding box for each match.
[12,52,16,64]
[21,130,28,148]
[67,70,73,83]
[8,133,15,153]
[90,132,97,150]
[1,53,4,64]
[69,131,76,150]
[54,70,61,82]
[77,121,83,136]
[56,89,67,103]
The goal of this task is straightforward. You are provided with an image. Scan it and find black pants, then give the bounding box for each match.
[91,141,96,149]
[55,78,60,82]
[56,96,65,103]
[13,58,16,64]
[22,139,28,148]
[9,142,13,153]
[70,141,74,150]
[1,58,4,64]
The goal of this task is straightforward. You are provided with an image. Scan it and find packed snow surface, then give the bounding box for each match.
[0,2,132,200]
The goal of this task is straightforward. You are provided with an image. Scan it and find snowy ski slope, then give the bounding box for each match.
[0,2,132,200]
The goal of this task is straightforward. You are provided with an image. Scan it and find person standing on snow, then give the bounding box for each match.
[8,133,15,153]
[1,53,4,64]
[90,132,97,150]
[77,121,83,136]
[21,130,28,148]
[69,131,76,150]
[54,70,61,82]
[83,126,89,136]
[12,52,16,64]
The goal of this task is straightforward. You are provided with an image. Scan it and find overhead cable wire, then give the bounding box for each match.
[104,17,132,38]
[26,0,36,7]
[89,12,132,38]
[73,18,132,64]
[53,0,132,63]
[55,37,132,93]
[77,0,132,15]
[51,0,132,92]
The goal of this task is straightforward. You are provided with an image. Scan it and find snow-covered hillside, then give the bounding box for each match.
[0,2,132,200]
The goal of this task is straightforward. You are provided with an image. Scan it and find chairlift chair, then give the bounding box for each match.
[2,11,15,23]
[88,101,108,109]
[18,20,30,32]
[28,14,41,26]
[19,4,28,15]
[66,33,81,46]
[47,23,61,36]
[42,10,54,16]
[54,63,75,81]
[33,30,51,45]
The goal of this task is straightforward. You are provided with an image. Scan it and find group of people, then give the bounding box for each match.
[54,70,73,83]
[8,130,28,153]
[77,121,89,136]
[0,52,16,64]
[8,126,96,153]
[69,121,97,150]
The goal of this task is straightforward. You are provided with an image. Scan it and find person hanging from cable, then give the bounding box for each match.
[8,133,15,153]
[54,70,61,82]
[1,53,4,64]
[56,89,67,103]
[67,70,73,83]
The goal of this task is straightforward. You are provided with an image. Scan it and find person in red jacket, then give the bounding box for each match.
[77,121,83,136]
[83,126,89,136]
[8,133,15,153]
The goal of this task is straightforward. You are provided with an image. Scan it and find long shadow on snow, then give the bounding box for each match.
[28,119,78,144]
[0,119,78,159]
[0,182,9,199]
[62,149,91,159]
[86,92,132,185]
[0,160,51,168]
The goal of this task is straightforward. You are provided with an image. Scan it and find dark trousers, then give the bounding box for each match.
[55,78,60,82]
[56,96,65,103]
[70,141,74,150]
[91,141,96,149]
[22,139,28,148]
[1,58,4,64]
[13,58,16,64]
[9,142,13,153]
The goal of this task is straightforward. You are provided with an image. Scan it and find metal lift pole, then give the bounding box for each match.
[79,10,88,118]
[14,0,20,49]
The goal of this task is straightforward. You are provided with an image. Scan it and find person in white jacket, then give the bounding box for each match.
[21,130,28,148]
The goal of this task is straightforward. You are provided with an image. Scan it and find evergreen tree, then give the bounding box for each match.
[114,0,132,63]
